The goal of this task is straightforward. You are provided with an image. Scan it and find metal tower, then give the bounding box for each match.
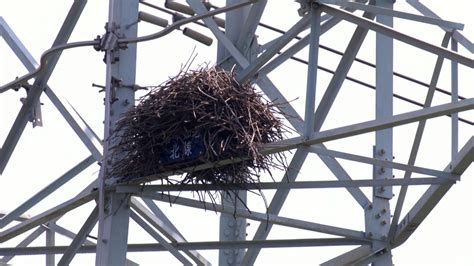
[0,0,473,265]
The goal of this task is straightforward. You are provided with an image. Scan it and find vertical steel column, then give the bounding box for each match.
[451,40,459,159]
[218,1,250,265]
[45,227,55,266]
[365,0,393,264]
[95,0,139,265]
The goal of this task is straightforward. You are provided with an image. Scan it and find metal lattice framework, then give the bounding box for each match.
[0,0,473,265]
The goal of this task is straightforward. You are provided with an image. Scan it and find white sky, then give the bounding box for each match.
[0,0,473,265]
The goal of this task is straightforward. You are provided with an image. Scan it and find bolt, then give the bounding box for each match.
[379,167,386,174]
[381,220,388,225]
[379,149,386,155]
[381,208,387,214]
[375,213,381,219]
[123,99,130,106]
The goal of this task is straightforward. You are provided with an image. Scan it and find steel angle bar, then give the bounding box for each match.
[242,147,308,264]
[317,146,371,208]
[134,99,473,185]
[259,16,342,76]
[393,137,474,247]
[141,199,211,265]
[0,191,97,243]
[0,22,103,160]
[388,33,451,240]
[0,238,369,256]
[309,146,458,179]
[303,9,322,137]
[407,0,474,53]
[0,17,38,81]
[448,137,474,175]
[0,227,46,264]
[0,156,95,229]
[138,192,369,241]
[320,0,464,30]
[235,0,267,51]
[267,98,474,153]
[451,40,459,159]
[0,212,30,222]
[130,199,210,265]
[142,199,183,240]
[237,14,311,82]
[256,76,305,133]
[320,4,474,67]
[313,11,375,132]
[187,0,249,67]
[45,227,55,266]
[44,223,140,266]
[45,90,103,160]
[0,0,87,174]
[321,245,373,266]
[58,206,98,266]
[130,211,192,265]
[118,177,450,193]
[45,223,95,246]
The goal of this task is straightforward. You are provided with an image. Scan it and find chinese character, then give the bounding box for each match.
[183,140,192,157]
[170,143,180,160]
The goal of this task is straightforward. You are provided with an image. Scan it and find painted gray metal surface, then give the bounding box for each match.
[0,1,472,265]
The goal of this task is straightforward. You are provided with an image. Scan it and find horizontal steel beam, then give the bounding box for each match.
[117,177,452,193]
[125,98,473,184]
[0,238,369,256]
[139,193,369,240]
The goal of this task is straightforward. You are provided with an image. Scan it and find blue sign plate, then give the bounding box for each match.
[160,133,205,165]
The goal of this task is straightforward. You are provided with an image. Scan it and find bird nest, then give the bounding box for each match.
[109,66,286,192]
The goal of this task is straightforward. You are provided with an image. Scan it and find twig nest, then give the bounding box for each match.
[109,66,285,187]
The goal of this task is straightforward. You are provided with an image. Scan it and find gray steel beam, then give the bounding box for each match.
[451,40,459,159]
[58,207,98,266]
[0,0,87,174]
[321,246,373,266]
[368,1,394,264]
[317,144,371,208]
[406,0,474,53]
[0,21,103,160]
[268,98,474,154]
[130,199,210,265]
[95,0,139,264]
[309,146,457,179]
[45,223,140,266]
[388,33,451,241]
[320,0,464,30]
[45,227,55,266]
[237,14,311,82]
[0,227,45,264]
[320,4,474,67]
[241,148,308,264]
[187,1,368,218]
[393,137,474,246]
[0,191,97,243]
[139,192,370,241]
[0,156,95,229]
[0,17,38,74]
[117,177,452,192]
[130,211,192,265]
[0,238,369,255]
[313,8,375,132]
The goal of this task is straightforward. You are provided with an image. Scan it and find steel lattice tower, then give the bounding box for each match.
[0,0,473,265]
